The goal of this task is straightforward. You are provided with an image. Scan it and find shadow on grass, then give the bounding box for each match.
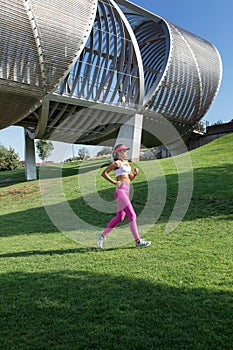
[1,270,232,350]
[0,160,105,187]
[0,245,135,258]
[0,162,233,237]
[0,247,98,258]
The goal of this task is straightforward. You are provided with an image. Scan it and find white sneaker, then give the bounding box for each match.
[97,232,106,248]
[136,239,151,248]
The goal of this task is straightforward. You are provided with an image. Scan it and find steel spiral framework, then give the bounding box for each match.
[0,0,222,147]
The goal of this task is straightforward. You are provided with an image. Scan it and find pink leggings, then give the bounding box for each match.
[103,183,140,241]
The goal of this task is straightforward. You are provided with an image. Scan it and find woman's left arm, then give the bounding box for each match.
[129,168,138,181]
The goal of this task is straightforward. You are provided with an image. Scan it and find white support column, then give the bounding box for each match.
[24,130,37,180]
[116,113,143,161]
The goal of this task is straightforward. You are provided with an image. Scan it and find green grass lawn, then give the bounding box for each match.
[0,134,233,349]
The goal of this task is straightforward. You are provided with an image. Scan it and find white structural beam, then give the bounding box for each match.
[116,113,143,161]
[24,130,37,181]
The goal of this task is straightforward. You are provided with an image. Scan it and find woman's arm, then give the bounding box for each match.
[129,167,139,181]
[101,161,119,185]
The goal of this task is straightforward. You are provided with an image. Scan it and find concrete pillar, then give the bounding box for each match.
[24,130,37,180]
[116,113,143,161]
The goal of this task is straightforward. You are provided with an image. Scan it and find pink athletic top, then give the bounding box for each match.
[114,161,131,177]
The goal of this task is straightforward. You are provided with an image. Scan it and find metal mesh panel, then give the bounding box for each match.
[118,3,222,128]
[148,21,222,124]
[125,18,168,102]
[0,1,41,88]
[0,0,97,129]
[28,0,97,90]
[57,0,144,105]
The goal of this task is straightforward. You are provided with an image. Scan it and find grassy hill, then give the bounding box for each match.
[0,134,232,349]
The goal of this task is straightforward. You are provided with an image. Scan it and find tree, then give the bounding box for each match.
[211,119,223,126]
[36,140,54,163]
[77,147,89,160]
[0,144,20,171]
[97,146,112,157]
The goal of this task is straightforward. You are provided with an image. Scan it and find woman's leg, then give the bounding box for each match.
[102,189,126,237]
[116,184,140,241]
[123,202,140,241]
[102,210,126,237]
[102,184,140,241]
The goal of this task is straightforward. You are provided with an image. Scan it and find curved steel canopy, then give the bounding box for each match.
[0,0,222,147]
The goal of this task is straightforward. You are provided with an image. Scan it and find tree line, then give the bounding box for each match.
[0,140,113,171]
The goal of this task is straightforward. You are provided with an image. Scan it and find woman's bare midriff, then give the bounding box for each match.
[116,174,130,185]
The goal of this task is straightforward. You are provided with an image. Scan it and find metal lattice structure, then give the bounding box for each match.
[0,0,222,147]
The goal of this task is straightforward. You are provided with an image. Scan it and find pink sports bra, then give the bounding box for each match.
[114,161,131,177]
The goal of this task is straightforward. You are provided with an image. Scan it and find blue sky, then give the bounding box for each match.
[0,0,232,162]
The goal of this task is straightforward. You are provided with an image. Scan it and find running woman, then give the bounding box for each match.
[97,144,151,249]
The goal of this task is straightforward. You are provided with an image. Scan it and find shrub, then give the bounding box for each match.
[0,144,20,171]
